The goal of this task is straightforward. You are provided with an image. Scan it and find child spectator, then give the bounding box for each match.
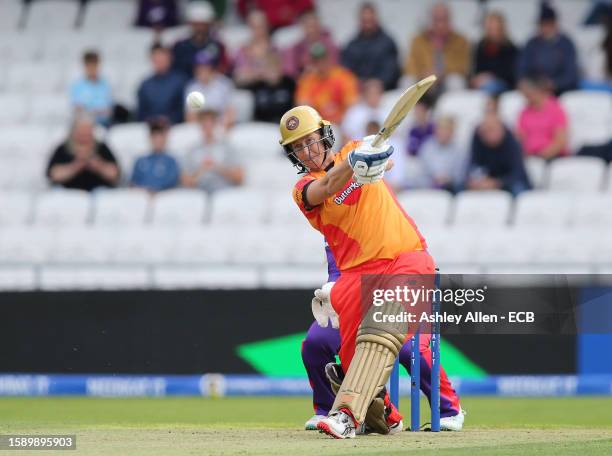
[472,12,518,94]
[138,43,188,124]
[468,113,531,196]
[47,115,120,191]
[341,2,400,90]
[419,116,467,192]
[295,42,358,124]
[184,49,236,125]
[70,50,113,127]
[285,9,339,78]
[517,76,569,159]
[406,96,434,156]
[131,117,180,192]
[181,109,244,193]
[244,53,295,123]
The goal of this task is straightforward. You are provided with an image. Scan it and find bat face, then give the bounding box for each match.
[372,75,437,148]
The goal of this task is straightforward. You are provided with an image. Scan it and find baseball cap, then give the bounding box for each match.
[186,1,215,23]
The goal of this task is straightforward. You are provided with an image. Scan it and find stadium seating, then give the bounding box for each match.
[82,0,137,31]
[0,190,33,226]
[228,123,282,162]
[150,189,208,226]
[26,0,80,30]
[40,266,150,290]
[547,156,607,192]
[154,266,259,289]
[524,156,547,189]
[33,190,91,226]
[396,189,453,230]
[435,90,488,149]
[561,91,612,151]
[93,189,151,226]
[209,188,268,225]
[0,267,36,291]
[498,90,525,129]
[452,190,513,227]
[512,191,572,228]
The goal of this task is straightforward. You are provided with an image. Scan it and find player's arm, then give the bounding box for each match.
[304,159,353,207]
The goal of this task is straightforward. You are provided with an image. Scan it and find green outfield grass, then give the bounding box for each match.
[0,397,611,455]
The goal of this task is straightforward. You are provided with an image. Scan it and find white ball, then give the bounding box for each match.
[186,91,206,110]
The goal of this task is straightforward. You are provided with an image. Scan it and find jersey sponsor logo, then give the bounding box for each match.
[286,116,299,130]
[334,181,362,205]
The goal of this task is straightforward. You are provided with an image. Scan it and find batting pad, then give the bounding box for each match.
[331,300,408,423]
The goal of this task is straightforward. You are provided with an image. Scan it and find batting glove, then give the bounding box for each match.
[347,135,394,185]
[311,282,339,329]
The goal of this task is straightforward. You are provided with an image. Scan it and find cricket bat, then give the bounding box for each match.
[371,75,437,148]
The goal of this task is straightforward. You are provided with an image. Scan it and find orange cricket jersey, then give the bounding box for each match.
[292,140,427,271]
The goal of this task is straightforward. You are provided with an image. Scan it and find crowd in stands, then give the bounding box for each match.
[5,0,612,198]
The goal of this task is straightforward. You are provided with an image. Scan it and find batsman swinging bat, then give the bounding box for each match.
[371,75,437,148]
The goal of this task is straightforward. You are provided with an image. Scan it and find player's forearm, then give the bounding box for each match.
[306,160,353,206]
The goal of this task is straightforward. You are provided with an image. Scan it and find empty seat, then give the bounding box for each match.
[0,191,34,226]
[109,227,175,264]
[26,0,80,29]
[0,267,36,291]
[498,90,525,128]
[524,156,548,189]
[40,31,101,64]
[0,32,42,63]
[28,94,71,126]
[0,95,30,124]
[169,226,232,264]
[452,190,513,227]
[473,229,537,267]
[396,189,453,231]
[232,90,255,123]
[228,123,282,162]
[33,190,91,226]
[82,0,137,30]
[245,159,299,190]
[560,91,612,151]
[150,189,207,226]
[40,266,150,290]
[154,266,259,289]
[0,227,55,264]
[0,125,52,156]
[424,228,479,266]
[209,188,267,225]
[107,123,150,173]
[218,25,251,56]
[513,191,572,228]
[230,227,292,264]
[547,156,606,192]
[6,62,66,93]
[435,90,488,150]
[94,189,151,225]
[268,193,306,226]
[0,157,47,191]
[0,0,23,31]
[48,227,114,264]
[532,229,594,266]
[168,122,201,160]
[572,195,612,228]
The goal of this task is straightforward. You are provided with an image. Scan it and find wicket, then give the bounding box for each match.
[389,273,441,432]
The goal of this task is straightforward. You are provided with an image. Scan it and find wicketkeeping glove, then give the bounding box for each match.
[347,135,394,184]
[311,282,339,329]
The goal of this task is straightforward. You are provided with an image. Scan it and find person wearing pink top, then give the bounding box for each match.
[517,76,569,159]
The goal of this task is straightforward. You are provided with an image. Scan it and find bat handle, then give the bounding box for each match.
[370,132,386,149]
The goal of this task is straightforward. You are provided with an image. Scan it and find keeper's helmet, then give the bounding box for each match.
[279,106,335,173]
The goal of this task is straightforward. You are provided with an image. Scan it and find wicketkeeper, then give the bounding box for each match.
[280,105,436,439]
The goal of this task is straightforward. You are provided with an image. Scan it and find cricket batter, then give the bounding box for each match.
[302,241,465,432]
[280,105,435,438]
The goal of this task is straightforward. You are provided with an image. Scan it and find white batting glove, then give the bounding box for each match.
[311,282,339,329]
[347,135,394,185]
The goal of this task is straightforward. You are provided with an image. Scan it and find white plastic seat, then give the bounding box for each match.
[109,227,175,264]
[0,125,51,156]
[209,188,267,225]
[0,0,23,31]
[107,123,150,173]
[230,227,292,264]
[0,157,46,191]
[232,90,255,123]
[474,229,537,268]
[40,266,150,290]
[547,156,606,192]
[560,91,612,151]
[245,159,298,190]
[425,228,480,267]
[94,189,151,226]
[285,229,327,266]
[0,267,36,291]
[82,0,137,30]
[150,189,207,226]
[154,266,259,289]
[572,195,612,228]
[268,193,306,226]
[498,90,525,128]
[524,156,548,189]
[26,0,80,29]
[48,227,114,264]
[101,30,154,63]
[452,190,513,227]
[532,229,594,266]
[0,191,34,226]
[33,190,91,226]
[396,189,453,231]
[227,123,282,162]
[512,191,572,228]
[0,95,30,124]
[434,90,488,150]
[218,26,251,55]
[28,94,71,126]
[0,227,55,264]
[169,226,232,264]
[0,32,42,63]
[40,31,101,65]
[168,122,201,161]
[262,266,327,288]
[113,63,150,109]
[6,62,66,93]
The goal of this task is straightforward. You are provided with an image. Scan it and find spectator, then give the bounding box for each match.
[472,12,518,94]
[184,49,236,125]
[517,1,579,94]
[295,43,358,124]
[181,109,244,193]
[237,0,314,30]
[232,10,279,87]
[245,53,295,123]
[47,115,120,191]
[138,43,188,124]
[406,96,435,156]
[419,116,467,191]
[341,3,400,90]
[130,117,180,192]
[605,11,612,81]
[517,76,569,159]
[136,0,179,31]
[284,9,339,78]
[404,2,470,92]
[468,113,531,196]
[172,1,228,78]
[70,50,113,127]
[341,78,386,141]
